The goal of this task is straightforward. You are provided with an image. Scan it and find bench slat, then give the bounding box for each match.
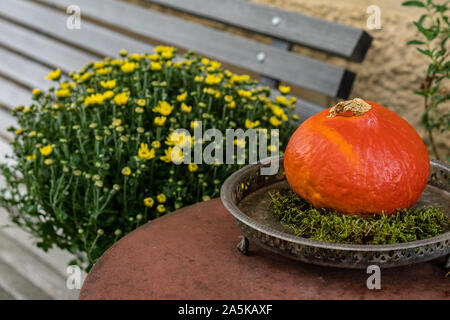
[0,19,97,74]
[146,0,372,62]
[0,77,33,110]
[0,108,17,142]
[37,0,354,98]
[0,47,54,91]
[0,77,30,141]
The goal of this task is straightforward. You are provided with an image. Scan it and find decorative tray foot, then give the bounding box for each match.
[237,236,249,255]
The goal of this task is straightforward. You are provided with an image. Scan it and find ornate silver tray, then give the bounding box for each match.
[221,156,450,269]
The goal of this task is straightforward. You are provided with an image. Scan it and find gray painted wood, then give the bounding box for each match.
[0,47,53,91]
[0,108,16,142]
[0,19,97,74]
[0,77,33,110]
[0,0,154,59]
[0,258,52,300]
[37,0,353,98]
[146,0,372,62]
[259,38,293,88]
[0,229,79,299]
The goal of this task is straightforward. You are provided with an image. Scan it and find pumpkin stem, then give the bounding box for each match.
[328,98,371,117]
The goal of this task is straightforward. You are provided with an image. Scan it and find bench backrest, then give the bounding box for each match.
[0,0,372,144]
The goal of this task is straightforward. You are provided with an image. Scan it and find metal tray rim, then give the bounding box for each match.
[221,156,450,253]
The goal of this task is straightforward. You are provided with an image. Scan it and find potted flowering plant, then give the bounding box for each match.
[0,47,298,270]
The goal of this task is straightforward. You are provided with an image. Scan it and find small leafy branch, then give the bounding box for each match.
[403,0,450,160]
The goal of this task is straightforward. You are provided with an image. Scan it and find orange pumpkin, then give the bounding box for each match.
[284,98,430,215]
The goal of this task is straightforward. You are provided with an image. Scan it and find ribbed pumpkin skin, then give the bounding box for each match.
[284,101,430,215]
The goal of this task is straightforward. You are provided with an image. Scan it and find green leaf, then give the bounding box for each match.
[417,47,433,57]
[402,1,425,7]
[407,40,425,45]
[414,90,428,97]
[413,21,426,34]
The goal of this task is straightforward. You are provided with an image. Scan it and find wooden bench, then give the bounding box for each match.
[0,0,372,146]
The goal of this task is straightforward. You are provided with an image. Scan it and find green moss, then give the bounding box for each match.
[269,190,449,245]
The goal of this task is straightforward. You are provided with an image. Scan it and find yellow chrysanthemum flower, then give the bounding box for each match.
[128,53,141,61]
[181,103,192,113]
[227,101,236,109]
[245,119,260,129]
[157,193,167,203]
[84,93,105,107]
[154,46,174,54]
[137,99,146,107]
[203,88,221,98]
[26,154,36,161]
[224,95,233,103]
[146,53,159,61]
[103,90,114,100]
[121,61,136,73]
[208,60,221,70]
[151,62,162,71]
[269,116,282,126]
[80,72,91,82]
[55,88,71,98]
[39,145,53,157]
[157,204,166,213]
[114,92,129,106]
[237,90,252,98]
[45,68,61,81]
[275,95,295,106]
[160,147,183,163]
[138,143,156,160]
[111,59,123,66]
[112,118,122,127]
[279,85,291,95]
[152,141,161,149]
[94,61,105,69]
[160,50,173,59]
[205,73,223,85]
[144,197,154,208]
[100,80,116,89]
[188,163,198,172]
[177,92,187,102]
[32,88,42,97]
[121,167,131,176]
[230,74,250,84]
[271,105,288,121]
[96,67,111,75]
[154,116,167,127]
[152,101,173,116]
[165,131,191,147]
